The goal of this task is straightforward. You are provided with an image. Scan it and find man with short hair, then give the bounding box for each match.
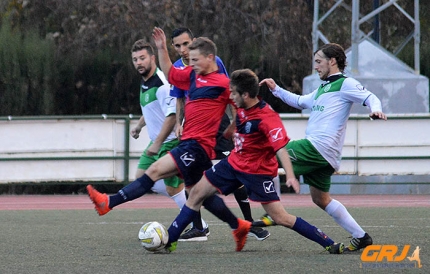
[170,27,269,242]
[259,43,387,252]
[127,40,187,210]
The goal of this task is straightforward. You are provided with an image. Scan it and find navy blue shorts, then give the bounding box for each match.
[204,159,280,203]
[169,139,213,187]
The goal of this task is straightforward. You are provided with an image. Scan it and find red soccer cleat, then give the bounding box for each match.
[232,218,251,252]
[86,185,111,216]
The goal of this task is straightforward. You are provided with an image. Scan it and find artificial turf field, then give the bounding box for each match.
[1,194,428,273]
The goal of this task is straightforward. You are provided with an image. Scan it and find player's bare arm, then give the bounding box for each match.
[222,104,236,140]
[276,148,300,194]
[146,113,176,156]
[175,97,185,139]
[131,116,146,139]
[152,27,173,80]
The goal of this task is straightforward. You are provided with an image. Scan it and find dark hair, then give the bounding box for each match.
[131,39,155,55]
[315,43,347,72]
[171,27,194,41]
[230,69,259,98]
[188,37,217,57]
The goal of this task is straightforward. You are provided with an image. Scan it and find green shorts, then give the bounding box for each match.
[137,139,183,188]
[286,139,334,192]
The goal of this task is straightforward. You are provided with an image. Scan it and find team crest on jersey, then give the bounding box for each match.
[180,152,195,166]
[263,181,275,193]
[144,93,150,102]
[245,122,252,133]
[323,84,331,92]
[269,128,283,142]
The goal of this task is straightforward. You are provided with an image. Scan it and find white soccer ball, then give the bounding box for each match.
[138,221,169,252]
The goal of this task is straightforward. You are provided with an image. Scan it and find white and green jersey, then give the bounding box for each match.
[272,73,382,170]
[140,68,177,143]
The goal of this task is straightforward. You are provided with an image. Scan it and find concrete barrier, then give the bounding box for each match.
[1,114,429,194]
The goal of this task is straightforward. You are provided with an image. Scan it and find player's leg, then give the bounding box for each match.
[178,188,209,242]
[233,186,270,240]
[166,175,219,246]
[168,140,213,241]
[86,153,178,215]
[310,185,372,251]
[262,201,344,254]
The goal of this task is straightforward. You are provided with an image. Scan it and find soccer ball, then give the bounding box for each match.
[138,221,169,252]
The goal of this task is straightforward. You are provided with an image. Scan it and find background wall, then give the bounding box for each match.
[1,114,429,194]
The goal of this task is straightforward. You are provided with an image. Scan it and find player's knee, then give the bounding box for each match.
[311,195,329,209]
[272,214,295,228]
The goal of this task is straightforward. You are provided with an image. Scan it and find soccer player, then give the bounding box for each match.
[128,40,186,210]
[170,27,269,242]
[86,27,234,239]
[161,69,344,254]
[259,43,387,252]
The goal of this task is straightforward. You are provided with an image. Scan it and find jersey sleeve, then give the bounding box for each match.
[340,78,377,106]
[168,66,192,91]
[170,85,185,98]
[156,84,177,117]
[260,113,290,152]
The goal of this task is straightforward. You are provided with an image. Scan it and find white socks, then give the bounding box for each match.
[151,179,170,197]
[325,199,365,238]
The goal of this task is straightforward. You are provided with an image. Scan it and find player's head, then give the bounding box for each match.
[314,43,347,80]
[131,39,156,79]
[188,37,217,75]
[171,27,194,63]
[229,69,259,108]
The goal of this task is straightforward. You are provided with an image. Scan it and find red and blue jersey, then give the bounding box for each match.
[170,56,228,98]
[228,100,290,176]
[168,66,232,159]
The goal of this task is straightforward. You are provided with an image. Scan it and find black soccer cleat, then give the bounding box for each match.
[344,233,373,252]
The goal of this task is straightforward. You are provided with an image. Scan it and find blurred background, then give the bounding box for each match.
[1,0,429,116]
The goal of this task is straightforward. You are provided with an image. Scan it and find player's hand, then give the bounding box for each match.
[146,143,161,156]
[286,177,300,194]
[259,78,277,90]
[175,125,183,140]
[131,127,141,139]
[152,27,167,50]
[369,111,387,121]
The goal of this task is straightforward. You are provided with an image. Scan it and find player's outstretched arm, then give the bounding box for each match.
[152,27,172,80]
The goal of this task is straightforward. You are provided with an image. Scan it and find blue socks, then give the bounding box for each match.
[167,195,240,244]
[167,205,197,243]
[202,195,239,229]
[109,174,155,208]
[292,217,334,248]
